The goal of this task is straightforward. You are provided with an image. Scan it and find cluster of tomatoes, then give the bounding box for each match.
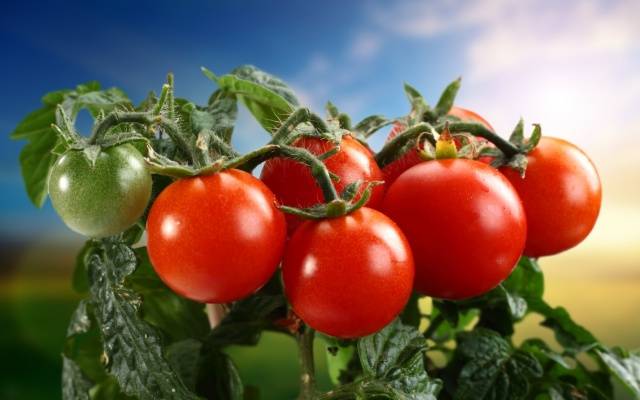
[49,107,601,339]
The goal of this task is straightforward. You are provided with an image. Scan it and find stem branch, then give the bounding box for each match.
[296,327,316,400]
[443,122,519,158]
[375,122,435,168]
[224,144,339,202]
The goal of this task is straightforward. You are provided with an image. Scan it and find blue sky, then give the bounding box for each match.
[2,0,640,253]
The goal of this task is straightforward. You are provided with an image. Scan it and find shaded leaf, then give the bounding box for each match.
[88,239,200,400]
[454,329,542,400]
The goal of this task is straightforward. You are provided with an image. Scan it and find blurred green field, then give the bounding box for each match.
[1,241,638,399]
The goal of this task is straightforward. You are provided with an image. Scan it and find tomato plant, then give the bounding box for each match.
[49,144,152,238]
[261,134,384,233]
[10,66,637,400]
[147,169,286,303]
[383,158,526,299]
[282,207,414,338]
[501,136,602,257]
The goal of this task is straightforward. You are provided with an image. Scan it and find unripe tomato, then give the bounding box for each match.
[282,207,414,338]
[48,144,152,238]
[501,137,601,257]
[146,169,286,303]
[261,135,384,234]
[382,107,494,186]
[382,159,526,300]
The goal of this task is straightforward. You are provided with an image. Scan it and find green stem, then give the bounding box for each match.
[89,112,199,165]
[443,122,519,158]
[271,108,331,144]
[167,73,175,120]
[296,327,316,400]
[153,84,170,116]
[224,144,339,202]
[374,122,436,168]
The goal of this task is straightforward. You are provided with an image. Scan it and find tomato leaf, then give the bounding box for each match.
[126,248,210,343]
[529,301,598,355]
[87,239,200,400]
[453,328,542,400]
[62,357,93,400]
[596,347,640,398]
[202,65,298,134]
[357,319,442,399]
[206,281,287,348]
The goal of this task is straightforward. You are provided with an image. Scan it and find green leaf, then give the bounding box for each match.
[529,301,598,355]
[434,78,461,117]
[453,329,542,400]
[596,347,640,398]
[88,239,200,400]
[62,356,93,400]
[353,115,392,138]
[10,83,132,207]
[205,89,238,142]
[403,83,429,124]
[61,84,131,123]
[165,339,203,391]
[358,319,442,399]
[165,338,244,400]
[206,281,287,348]
[126,248,209,343]
[203,65,297,133]
[198,350,244,400]
[89,377,135,400]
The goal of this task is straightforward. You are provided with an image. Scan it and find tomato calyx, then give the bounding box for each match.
[435,123,458,160]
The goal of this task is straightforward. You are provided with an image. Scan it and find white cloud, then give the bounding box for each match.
[349,32,383,61]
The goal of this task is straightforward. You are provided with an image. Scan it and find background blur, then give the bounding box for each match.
[1,0,639,398]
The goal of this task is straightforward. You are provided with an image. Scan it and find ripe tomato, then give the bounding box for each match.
[382,159,526,300]
[147,169,286,303]
[282,207,414,338]
[48,144,152,238]
[261,135,384,234]
[501,137,601,257]
[382,107,494,186]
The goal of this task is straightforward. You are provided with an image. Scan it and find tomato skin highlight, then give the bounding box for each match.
[501,137,601,257]
[48,144,152,238]
[382,107,494,186]
[146,169,286,303]
[382,159,526,300]
[261,135,384,234]
[282,207,414,338]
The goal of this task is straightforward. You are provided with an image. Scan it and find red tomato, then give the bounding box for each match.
[147,169,286,303]
[501,137,601,257]
[282,207,414,338]
[382,107,494,186]
[382,159,526,300]
[261,135,384,234]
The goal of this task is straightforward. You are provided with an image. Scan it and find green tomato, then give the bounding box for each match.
[48,144,152,238]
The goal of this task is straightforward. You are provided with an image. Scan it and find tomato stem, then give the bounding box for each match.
[153,84,171,116]
[225,144,340,202]
[375,122,436,168]
[443,121,519,158]
[296,327,317,400]
[89,111,201,166]
[271,108,331,144]
[166,72,175,120]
